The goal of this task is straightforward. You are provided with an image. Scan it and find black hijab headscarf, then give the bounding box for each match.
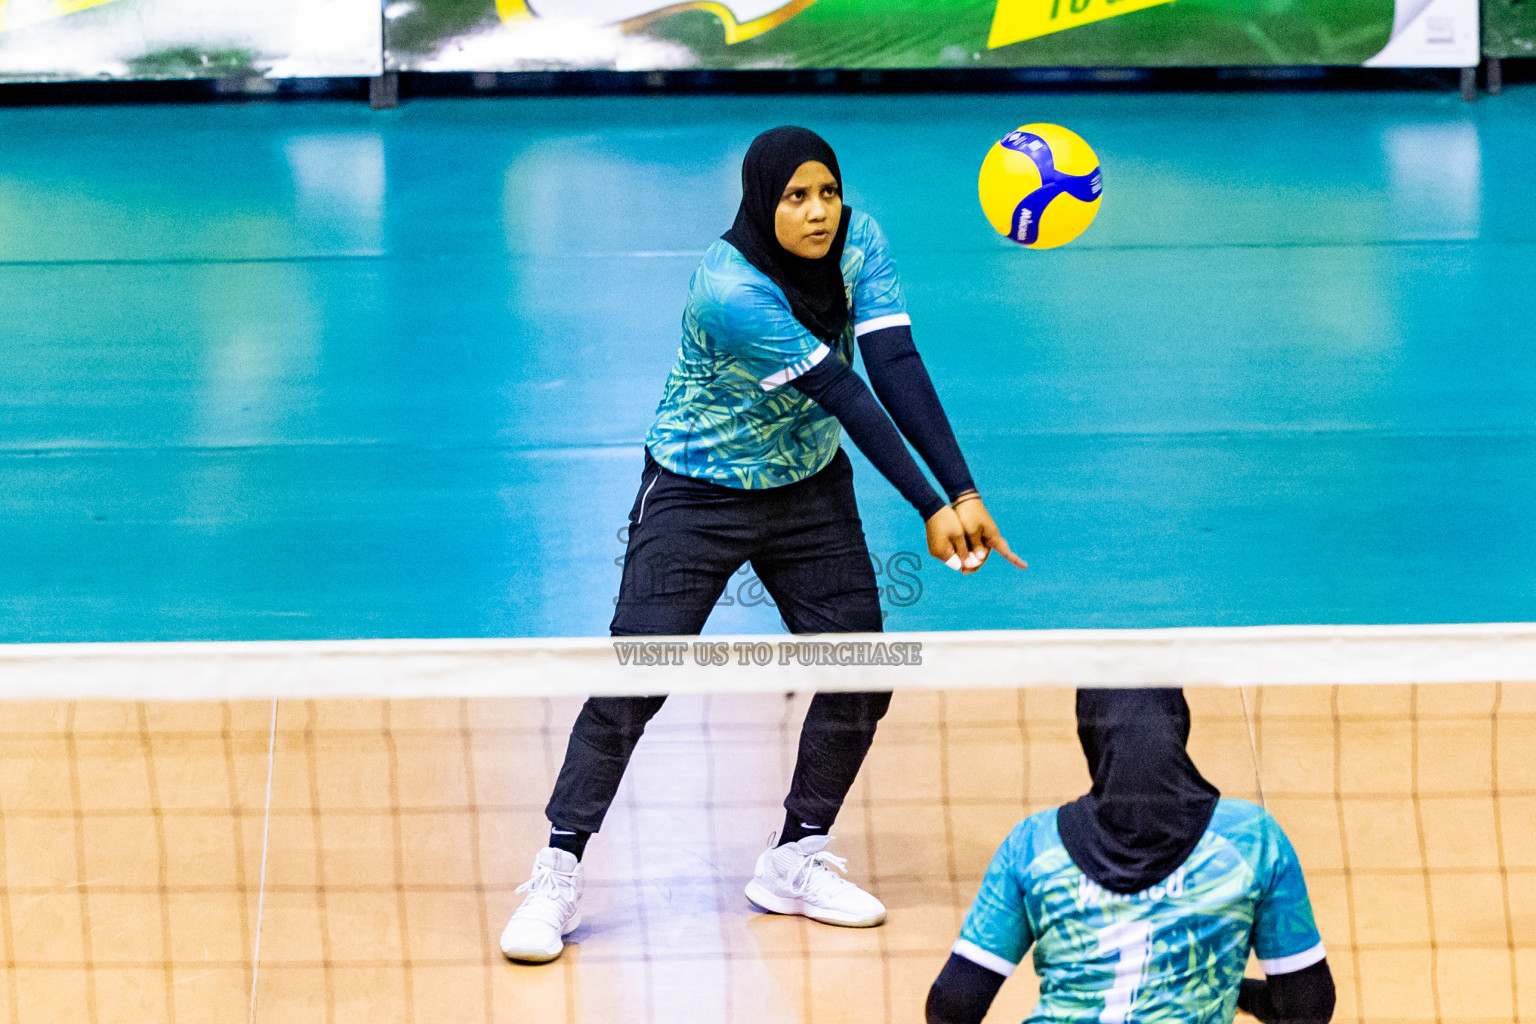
[722,126,852,343]
[1056,688,1222,895]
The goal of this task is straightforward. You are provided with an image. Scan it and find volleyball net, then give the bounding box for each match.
[0,625,1530,1023]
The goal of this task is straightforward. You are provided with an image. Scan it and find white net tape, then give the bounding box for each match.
[2,622,1533,699]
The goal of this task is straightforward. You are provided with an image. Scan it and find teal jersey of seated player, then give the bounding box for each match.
[645,208,910,488]
[957,799,1325,1024]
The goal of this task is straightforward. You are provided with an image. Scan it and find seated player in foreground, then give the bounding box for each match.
[928,688,1335,1024]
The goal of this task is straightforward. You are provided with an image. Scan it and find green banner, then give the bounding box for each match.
[1483,0,1535,58]
[384,0,1480,71]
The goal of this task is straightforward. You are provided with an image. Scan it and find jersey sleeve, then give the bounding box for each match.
[955,823,1036,976]
[712,279,834,392]
[849,214,910,339]
[1250,814,1326,974]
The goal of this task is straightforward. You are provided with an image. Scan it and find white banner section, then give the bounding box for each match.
[1365,0,1480,66]
[2,623,1533,701]
[0,0,383,82]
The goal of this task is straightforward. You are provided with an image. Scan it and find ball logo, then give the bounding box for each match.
[1013,208,1034,243]
[1001,130,1048,154]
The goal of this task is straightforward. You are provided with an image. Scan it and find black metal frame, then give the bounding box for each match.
[2,61,1530,107]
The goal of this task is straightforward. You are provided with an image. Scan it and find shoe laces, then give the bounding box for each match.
[786,846,855,900]
[513,861,577,928]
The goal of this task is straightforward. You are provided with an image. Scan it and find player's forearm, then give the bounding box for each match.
[857,325,977,501]
[1238,960,1336,1024]
[789,357,947,519]
[925,952,1006,1024]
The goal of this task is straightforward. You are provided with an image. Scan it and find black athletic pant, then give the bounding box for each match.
[545,446,892,835]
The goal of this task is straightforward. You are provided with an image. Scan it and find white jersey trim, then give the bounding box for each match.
[952,938,1018,977]
[853,312,911,337]
[1259,941,1327,975]
[760,343,831,392]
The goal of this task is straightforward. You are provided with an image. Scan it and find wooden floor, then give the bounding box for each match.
[0,683,1529,1023]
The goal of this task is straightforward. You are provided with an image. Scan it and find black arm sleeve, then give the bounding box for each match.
[789,355,947,520]
[1237,960,1336,1024]
[857,325,976,501]
[926,953,1007,1024]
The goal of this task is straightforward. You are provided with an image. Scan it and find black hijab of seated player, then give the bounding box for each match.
[1056,688,1222,895]
[722,125,852,343]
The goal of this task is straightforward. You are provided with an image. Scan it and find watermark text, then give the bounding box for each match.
[613,640,923,667]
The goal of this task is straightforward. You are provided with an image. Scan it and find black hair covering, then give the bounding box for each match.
[1056,688,1221,895]
[722,125,851,343]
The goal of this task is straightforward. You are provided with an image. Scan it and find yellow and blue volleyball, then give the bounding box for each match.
[978,123,1102,249]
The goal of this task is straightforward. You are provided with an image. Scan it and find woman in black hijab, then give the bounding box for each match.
[1056,687,1222,895]
[721,126,854,341]
[928,688,1335,1024]
[501,126,1029,963]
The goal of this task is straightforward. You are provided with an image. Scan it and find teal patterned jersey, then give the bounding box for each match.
[956,799,1325,1024]
[645,208,909,488]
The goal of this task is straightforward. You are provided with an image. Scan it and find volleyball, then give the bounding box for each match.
[978,123,1103,249]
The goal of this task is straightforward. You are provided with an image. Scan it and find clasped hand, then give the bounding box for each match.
[925,494,1028,575]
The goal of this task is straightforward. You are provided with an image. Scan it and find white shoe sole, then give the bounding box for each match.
[744,880,886,928]
[500,912,582,963]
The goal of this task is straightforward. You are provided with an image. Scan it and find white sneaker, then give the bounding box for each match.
[500,847,583,962]
[744,834,886,928]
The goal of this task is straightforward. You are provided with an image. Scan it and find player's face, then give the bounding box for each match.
[774,161,842,259]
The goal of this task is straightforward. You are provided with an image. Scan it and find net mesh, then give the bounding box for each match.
[0,682,1526,1022]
